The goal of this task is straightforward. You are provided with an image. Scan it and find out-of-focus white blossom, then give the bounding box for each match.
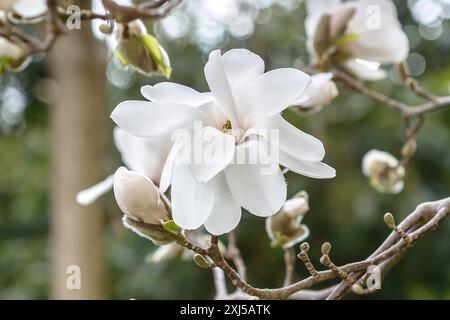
[147,243,186,263]
[362,149,405,194]
[305,0,409,81]
[293,73,338,115]
[266,191,310,249]
[6,0,48,18]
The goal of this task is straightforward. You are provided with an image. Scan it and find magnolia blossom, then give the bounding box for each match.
[115,19,171,77]
[266,191,310,249]
[294,73,338,115]
[76,127,171,205]
[305,0,409,80]
[112,48,335,235]
[362,149,405,194]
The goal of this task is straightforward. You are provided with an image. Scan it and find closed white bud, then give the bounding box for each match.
[362,149,405,194]
[113,166,169,225]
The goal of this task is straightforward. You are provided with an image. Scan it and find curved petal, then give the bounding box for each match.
[204,50,241,128]
[111,101,202,137]
[159,141,184,193]
[76,175,114,205]
[344,59,387,81]
[204,173,242,235]
[237,68,311,124]
[347,28,409,64]
[280,150,336,179]
[113,127,171,184]
[140,82,213,106]
[254,115,325,162]
[171,163,215,230]
[221,49,265,95]
[189,127,236,183]
[225,143,287,217]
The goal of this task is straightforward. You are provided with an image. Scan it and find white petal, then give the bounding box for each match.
[171,163,215,230]
[347,28,409,64]
[76,175,114,205]
[225,144,287,217]
[279,150,336,179]
[204,173,242,235]
[111,101,202,137]
[254,115,325,162]
[344,59,387,81]
[221,48,265,95]
[188,127,236,182]
[14,0,47,18]
[113,127,171,184]
[159,141,183,193]
[204,50,241,128]
[237,68,311,124]
[140,82,213,106]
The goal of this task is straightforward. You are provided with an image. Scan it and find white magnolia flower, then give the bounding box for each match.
[294,73,338,115]
[305,0,409,80]
[266,191,310,249]
[112,48,335,235]
[362,149,405,194]
[76,127,171,205]
[113,166,169,224]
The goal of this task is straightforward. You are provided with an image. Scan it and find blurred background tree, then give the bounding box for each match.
[0,0,449,299]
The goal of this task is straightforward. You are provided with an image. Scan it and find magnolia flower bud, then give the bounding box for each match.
[362,150,405,194]
[265,191,310,249]
[0,37,31,74]
[114,167,176,245]
[294,73,338,115]
[114,19,171,78]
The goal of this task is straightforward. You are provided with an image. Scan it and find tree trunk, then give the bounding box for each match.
[49,1,107,299]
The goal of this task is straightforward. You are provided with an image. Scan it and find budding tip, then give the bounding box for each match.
[320,255,330,265]
[384,212,396,229]
[321,242,331,255]
[300,242,310,252]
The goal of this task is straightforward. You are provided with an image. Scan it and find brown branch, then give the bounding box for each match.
[331,67,450,118]
[226,231,247,282]
[177,197,449,300]
[283,247,296,286]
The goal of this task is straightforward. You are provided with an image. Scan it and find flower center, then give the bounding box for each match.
[221,120,232,133]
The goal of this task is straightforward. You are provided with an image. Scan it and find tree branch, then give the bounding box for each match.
[177,197,449,300]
